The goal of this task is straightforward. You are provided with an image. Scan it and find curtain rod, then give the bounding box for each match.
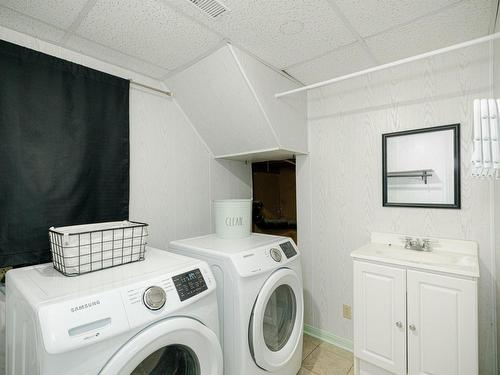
[275,32,500,98]
[130,80,172,97]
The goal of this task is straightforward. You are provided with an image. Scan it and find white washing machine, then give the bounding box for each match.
[169,233,303,375]
[6,247,223,375]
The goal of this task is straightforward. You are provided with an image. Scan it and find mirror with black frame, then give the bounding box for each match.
[382,124,461,209]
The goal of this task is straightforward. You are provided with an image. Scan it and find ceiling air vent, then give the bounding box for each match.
[187,0,229,18]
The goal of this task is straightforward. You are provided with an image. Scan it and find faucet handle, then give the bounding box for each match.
[421,238,432,251]
[404,237,413,248]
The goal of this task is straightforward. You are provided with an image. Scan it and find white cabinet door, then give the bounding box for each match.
[407,270,478,375]
[354,261,406,375]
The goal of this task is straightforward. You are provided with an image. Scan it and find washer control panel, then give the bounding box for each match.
[38,261,215,355]
[121,264,214,329]
[172,268,208,301]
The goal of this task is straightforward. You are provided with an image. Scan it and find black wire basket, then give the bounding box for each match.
[49,220,148,277]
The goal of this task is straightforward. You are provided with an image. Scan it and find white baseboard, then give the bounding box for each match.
[303,324,353,352]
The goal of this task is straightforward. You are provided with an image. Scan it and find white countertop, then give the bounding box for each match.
[351,232,480,278]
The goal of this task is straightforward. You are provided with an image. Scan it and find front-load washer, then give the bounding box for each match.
[6,247,223,375]
[169,233,303,375]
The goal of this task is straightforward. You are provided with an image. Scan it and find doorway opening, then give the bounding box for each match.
[252,160,297,243]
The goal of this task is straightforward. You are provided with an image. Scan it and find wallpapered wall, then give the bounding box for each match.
[493,36,500,374]
[297,43,497,374]
[129,87,252,248]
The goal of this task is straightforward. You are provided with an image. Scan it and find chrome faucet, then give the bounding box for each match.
[404,237,432,251]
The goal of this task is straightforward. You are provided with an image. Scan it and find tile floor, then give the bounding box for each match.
[299,334,354,375]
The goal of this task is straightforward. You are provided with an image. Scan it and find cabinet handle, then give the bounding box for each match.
[409,324,416,331]
[395,321,403,328]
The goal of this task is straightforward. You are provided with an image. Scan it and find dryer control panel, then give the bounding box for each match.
[280,241,297,259]
[232,239,300,277]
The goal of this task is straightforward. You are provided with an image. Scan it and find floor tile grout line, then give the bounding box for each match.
[302,342,321,363]
[301,341,355,374]
[300,359,323,375]
[309,367,321,375]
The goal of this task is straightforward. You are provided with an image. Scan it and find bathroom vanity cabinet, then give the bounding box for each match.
[352,233,479,375]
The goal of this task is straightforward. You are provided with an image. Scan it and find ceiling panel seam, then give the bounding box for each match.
[0,4,66,41]
[64,35,170,77]
[324,0,379,65]
[279,70,305,87]
[283,40,360,71]
[60,0,98,46]
[227,43,305,86]
[161,0,304,85]
[68,36,169,72]
[0,5,170,75]
[360,0,465,40]
[160,39,229,80]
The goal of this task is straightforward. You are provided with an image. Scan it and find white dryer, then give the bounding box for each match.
[6,248,223,375]
[169,233,303,375]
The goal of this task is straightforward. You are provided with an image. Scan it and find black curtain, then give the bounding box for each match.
[0,40,130,267]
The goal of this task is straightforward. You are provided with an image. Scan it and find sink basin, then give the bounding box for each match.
[352,234,480,278]
[374,249,470,266]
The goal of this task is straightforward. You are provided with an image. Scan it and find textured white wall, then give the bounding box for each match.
[493,36,500,375]
[297,44,497,374]
[495,177,500,374]
[129,88,253,248]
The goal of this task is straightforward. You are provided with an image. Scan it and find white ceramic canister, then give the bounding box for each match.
[213,199,252,239]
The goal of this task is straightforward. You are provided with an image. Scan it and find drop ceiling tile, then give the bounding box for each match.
[169,0,356,69]
[75,0,222,70]
[286,42,374,84]
[335,0,461,38]
[0,6,65,43]
[64,35,170,79]
[365,0,493,64]
[0,0,88,30]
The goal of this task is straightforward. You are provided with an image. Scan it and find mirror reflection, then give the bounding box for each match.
[382,124,460,208]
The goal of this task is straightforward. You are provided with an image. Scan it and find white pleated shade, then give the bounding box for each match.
[472,98,500,178]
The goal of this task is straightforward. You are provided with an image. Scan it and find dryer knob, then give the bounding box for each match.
[143,286,166,310]
[270,248,282,262]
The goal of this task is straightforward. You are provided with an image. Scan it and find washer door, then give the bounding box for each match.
[249,268,304,371]
[100,317,222,375]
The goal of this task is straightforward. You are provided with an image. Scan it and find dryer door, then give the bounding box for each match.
[250,268,304,371]
[100,317,222,375]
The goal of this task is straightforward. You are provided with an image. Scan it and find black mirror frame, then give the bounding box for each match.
[382,123,461,209]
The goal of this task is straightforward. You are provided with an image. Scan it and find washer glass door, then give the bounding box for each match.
[101,317,222,375]
[250,268,304,371]
[131,344,199,374]
[263,284,297,352]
